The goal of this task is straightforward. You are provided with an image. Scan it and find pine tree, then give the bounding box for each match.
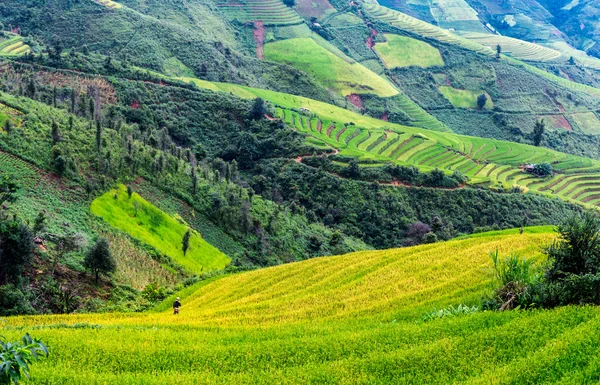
[96,120,102,151]
[2,119,11,136]
[83,238,116,284]
[532,119,545,146]
[182,230,191,256]
[51,121,61,145]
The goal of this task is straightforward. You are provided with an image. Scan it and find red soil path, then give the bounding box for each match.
[346,93,364,109]
[253,21,265,60]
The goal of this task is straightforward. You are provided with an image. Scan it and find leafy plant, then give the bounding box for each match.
[422,304,480,321]
[488,248,540,310]
[0,334,48,385]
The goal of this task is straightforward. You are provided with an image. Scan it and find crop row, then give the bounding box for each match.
[0,36,31,56]
[363,4,495,57]
[218,0,303,25]
[460,32,562,62]
[91,0,122,9]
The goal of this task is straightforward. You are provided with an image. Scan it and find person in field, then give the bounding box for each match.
[173,297,181,315]
[519,226,524,235]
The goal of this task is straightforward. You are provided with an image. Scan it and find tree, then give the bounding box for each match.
[345,159,361,179]
[476,93,488,110]
[532,119,545,146]
[33,211,46,235]
[182,230,191,256]
[127,185,133,198]
[54,155,67,177]
[282,0,295,6]
[2,119,12,136]
[546,212,600,280]
[496,44,502,59]
[533,162,552,176]
[0,176,18,206]
[0,334,48,385]
[83,238,116,284]
[568,56,576,65]
[0,219,35,284]
[95,120,102,151]
[249,98,267,120]
[51,121,61,145]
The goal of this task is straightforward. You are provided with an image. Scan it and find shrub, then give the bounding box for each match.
[0,284,35,316]
[487,249,540,310]
[533,162,552,176]
[0,219,35,284]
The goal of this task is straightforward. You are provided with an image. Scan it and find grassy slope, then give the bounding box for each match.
[179,76,600,208]
[90,185,230,273]
[439,86,494,109]
[5,228,600,383]
[264,37,398,97]
[374,34,445,69]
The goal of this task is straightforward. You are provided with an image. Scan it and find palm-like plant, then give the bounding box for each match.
[0,334,48,385]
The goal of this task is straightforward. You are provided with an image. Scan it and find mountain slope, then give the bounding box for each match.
[4,228,600,383]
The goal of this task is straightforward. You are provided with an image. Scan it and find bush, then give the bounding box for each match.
[533,162,552,176]
[0,284,35,316]
[486,249,540,310]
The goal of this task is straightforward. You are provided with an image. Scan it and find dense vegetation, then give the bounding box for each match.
[4,228,600,383]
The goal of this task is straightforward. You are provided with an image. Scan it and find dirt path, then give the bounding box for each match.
[253,21,265,60]
[294,148,339,163]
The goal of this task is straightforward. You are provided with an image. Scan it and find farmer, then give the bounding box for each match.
[173,297,181,315]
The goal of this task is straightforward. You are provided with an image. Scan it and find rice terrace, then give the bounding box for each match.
[3,0,600,383]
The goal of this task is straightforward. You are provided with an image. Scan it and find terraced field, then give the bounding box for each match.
[364,3,600,99]
[6,228,600,383]
[373,34,445,69]
[264,37,398,97]
[460,32,562,62]
[217,0,303,26]
[91,0,123,9]
[0,35,31,57]
[362,3,495,57]
[179,76,600,207]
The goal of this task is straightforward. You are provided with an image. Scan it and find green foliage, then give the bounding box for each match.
[0,334,48,385]
[90,185,230,273]
[422,304,479,321]
[533,162,552,176]
[476,93,487,110]
[252,159,580,248]
[83,238,116,284]
[181,230,191,256]
[486,249,540,310]
[0,218,34,284]
[532,119,545,146]
[0,284,35,317]
[546,212,600,279]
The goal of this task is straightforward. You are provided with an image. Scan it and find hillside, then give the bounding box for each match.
[4,228,600,383]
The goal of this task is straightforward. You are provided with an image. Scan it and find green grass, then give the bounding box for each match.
[439,86,494,109]
[7,229,600,383]
[264,38,398,97]
[90,184,230,273]
[571,112,600,134]
[373,34,445,69]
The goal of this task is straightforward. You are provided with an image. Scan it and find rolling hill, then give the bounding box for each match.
[4,228,600,383]
[179,76,600,208]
